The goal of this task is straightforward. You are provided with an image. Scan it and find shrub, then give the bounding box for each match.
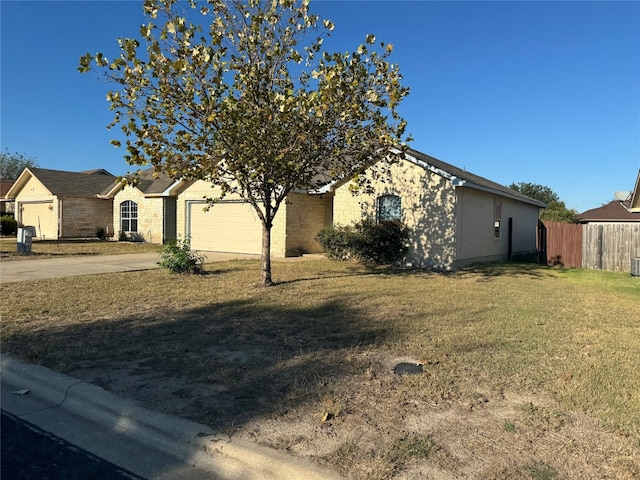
[96,227,107,240]
[316,218,410,265]
[352,218,410,264]
[1,215,17,236]
[158,238,204,274]
[315,224,357,261]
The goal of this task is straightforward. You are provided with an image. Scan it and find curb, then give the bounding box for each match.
[0,354,343,480]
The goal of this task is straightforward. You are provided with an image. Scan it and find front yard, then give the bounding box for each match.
[1,258,638,479]
[0,237,162,260]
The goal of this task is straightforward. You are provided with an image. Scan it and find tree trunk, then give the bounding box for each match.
[261,222,273,286]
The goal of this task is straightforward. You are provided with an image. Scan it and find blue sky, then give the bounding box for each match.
[1,0,638,212]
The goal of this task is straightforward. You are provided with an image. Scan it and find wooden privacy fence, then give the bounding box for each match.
[539,220,640,273]
[538,220,582,268]
[583,223,640,272]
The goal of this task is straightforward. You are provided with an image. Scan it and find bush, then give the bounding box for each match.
[158,238,205,274]
[1,215,17,236]
[316,218,410,265]
[96,227,107,240]
[315,224,357,261]
[352,218,410,264]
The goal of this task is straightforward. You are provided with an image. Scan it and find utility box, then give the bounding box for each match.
[631,257,640,277]
[17,226,35,255]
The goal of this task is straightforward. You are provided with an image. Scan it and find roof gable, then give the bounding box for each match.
[102,168,193,198]
[323,147,546,208]
[6,167,116,198]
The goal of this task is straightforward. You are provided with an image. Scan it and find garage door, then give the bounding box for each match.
[21,202,57,239]
[188,201,262,254]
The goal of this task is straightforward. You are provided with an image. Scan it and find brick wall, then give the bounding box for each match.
[285,192,329,255]
[114,187,165,243]
[61,196,113,238]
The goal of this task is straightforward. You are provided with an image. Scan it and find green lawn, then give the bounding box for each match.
[1,259,638,478]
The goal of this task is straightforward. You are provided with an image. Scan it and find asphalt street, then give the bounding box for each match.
[1,410,144,480]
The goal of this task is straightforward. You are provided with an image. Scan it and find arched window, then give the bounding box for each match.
[377,195,402,222]
[120,200,138,232]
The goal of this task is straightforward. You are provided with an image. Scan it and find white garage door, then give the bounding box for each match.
[21,202,57,239]
[188,201,262,254]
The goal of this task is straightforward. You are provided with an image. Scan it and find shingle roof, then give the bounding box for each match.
[134,168,182,194]
[405,148,546,208]
[578,201,640,223]
[101,168,190,197]
[28,168,115,196]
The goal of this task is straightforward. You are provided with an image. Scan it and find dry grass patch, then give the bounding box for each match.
[0,237,162,260]
[1,259,639,478]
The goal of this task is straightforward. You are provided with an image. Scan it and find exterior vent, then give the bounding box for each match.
[631,257,640,277]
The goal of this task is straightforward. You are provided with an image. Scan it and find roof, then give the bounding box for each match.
[101,168,192,198]
[0,179,14,197]
[404,148,547,208]
[577,200,640,223]
[6,167,115,198]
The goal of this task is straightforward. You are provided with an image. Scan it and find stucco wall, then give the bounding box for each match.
[454,187,539,267]
[285,192,329,255]
[114,186,165,244]
[61,196,113,238]
[333,158,457,269]
[176,180,289,257]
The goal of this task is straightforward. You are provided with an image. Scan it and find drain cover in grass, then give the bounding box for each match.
[393,362,424,375]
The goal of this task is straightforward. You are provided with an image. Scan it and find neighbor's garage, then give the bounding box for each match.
[19,201,58,239]
[188,201,262,254]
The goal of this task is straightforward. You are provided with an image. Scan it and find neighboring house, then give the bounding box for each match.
[578,170,640,224]
[1,179,15,215]
[100,169,194,244]
[577,200,640,225]
[5,168,115,239]
[175,147,544,269]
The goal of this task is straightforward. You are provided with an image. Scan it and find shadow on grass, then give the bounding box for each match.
[455,261,559,280]
[3,296,392,434]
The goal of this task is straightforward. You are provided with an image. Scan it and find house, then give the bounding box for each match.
[173,147,543,270]
[5,167,115,239]
[100,169,194,243]
[1,179,15,215]
[577,201,640,224]
[577,170,640,224]
[329,148,545,269]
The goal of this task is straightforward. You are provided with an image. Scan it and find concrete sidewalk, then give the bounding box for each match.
[1,354,343,480]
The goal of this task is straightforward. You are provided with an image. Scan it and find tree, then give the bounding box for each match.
[509,182,578,223]
[0,149,38,179]
[80,0,410,286]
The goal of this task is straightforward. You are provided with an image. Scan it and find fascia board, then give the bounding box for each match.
[5,168,40,198]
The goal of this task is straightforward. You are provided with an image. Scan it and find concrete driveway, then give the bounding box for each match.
[0,252,264,283]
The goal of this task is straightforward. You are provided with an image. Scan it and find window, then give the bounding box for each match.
[120,200,138,232]
[493,200,502,239]
[378,195,402,222]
